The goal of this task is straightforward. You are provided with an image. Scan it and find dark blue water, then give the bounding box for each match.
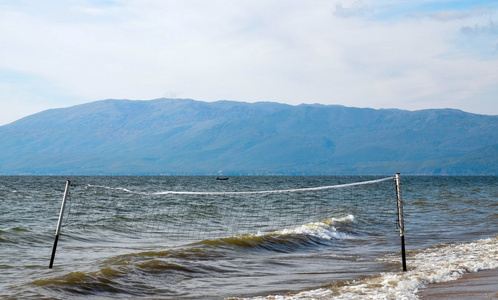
[1,176,496,299]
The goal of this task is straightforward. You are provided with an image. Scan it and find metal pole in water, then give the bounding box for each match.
[395,173,407,272]
[49,180,71,269]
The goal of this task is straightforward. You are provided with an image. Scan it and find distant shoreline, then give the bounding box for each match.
[1,174,497,177]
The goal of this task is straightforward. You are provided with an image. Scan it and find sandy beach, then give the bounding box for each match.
[418,269,498,299]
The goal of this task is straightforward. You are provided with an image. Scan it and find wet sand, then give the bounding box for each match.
[418,269,498,299]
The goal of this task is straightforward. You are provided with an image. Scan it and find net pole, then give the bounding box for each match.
[49,180,71,269]
[395,173,407,272]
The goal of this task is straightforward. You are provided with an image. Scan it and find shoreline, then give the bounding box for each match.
[417,269,498,299]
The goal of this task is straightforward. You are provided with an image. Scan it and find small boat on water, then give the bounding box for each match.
[216,177,229,180]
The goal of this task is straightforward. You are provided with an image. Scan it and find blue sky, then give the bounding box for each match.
[1,0,497,125]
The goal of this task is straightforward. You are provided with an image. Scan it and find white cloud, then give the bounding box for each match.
[0,81,55,125]
[0,0,497,125]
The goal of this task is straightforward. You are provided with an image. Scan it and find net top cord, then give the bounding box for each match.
[84,176,395,195]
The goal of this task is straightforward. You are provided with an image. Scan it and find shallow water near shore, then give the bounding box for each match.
[1,175,496,299]
[418,268,498,299]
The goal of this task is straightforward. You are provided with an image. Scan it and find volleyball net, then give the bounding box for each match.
[50,175,406,269]
[59,176,399,241]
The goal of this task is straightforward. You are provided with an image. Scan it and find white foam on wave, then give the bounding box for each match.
[240,236,498,300]
[260,215,355,241]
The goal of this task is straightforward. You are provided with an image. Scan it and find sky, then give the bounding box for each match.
[1,0,497,125]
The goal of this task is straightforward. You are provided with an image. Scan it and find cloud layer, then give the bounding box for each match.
[1,0,497,125]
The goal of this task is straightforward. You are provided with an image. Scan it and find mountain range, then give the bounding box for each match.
[0,98,496,175]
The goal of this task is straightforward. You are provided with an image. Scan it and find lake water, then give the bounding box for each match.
[1,175,497,299]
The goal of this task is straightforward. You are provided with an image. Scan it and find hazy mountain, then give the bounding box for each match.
[0,98,496,175]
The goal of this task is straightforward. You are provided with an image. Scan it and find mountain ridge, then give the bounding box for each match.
[1,98,496,175]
